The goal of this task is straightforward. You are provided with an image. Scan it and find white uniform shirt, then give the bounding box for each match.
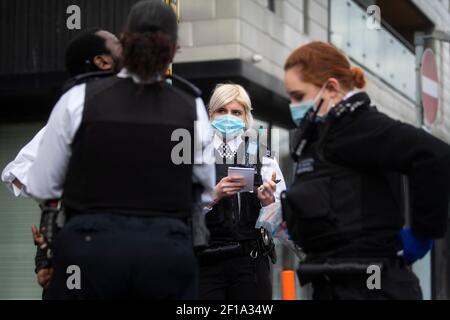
[25,70,216,206]
[1,126,47,197]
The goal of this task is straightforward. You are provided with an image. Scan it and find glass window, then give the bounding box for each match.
[330,0,415,99]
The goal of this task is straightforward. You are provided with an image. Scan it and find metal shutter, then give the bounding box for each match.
[0,122,45,299]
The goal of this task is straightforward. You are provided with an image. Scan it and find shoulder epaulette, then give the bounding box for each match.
[169,74,202,98]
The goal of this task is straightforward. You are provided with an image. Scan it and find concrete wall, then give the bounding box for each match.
[176,0,311,81]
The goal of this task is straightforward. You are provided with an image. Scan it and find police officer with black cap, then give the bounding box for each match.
[282,41,450,300]
[27,0,215,299]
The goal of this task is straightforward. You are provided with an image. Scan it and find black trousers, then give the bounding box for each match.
[311,262,423,300]
[45,213,198,300]
[199,253,272,300]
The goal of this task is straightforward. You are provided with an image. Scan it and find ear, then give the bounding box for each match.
[325,78,341,98]
[93,55,113,71]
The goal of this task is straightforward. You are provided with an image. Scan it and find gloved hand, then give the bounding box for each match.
[399,227,433,265]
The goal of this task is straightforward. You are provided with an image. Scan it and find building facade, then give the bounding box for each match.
[173,0,450,300]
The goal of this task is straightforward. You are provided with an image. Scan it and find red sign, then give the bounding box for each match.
[421,49,439,125]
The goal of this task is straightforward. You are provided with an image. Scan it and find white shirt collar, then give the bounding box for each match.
[213,133,243,153]
[117,68,163,84]
[343,90,359,101]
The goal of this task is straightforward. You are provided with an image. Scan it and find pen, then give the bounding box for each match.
[258,179,282,192]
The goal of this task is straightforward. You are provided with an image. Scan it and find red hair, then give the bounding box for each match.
[284,41,366,90]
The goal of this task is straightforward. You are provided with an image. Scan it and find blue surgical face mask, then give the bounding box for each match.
[211,114,246,140]
[289,101,315,126]
[289,85,327,126]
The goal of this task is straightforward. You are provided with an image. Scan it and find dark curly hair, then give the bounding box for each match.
[121,31,174,82]
[65,28,109,77]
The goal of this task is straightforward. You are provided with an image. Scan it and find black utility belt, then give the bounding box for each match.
[297,258,406,285]
[200,240,259,259]
[64,207,191,223]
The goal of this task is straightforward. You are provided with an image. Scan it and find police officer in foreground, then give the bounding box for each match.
[281,41,450,300]
[26,0,215,299]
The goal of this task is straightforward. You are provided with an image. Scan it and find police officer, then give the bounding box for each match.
[200,84,286,300]
[26,0,215,299]
[281,41,450,300]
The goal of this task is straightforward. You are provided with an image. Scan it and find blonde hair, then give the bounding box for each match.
[208,83,254,129]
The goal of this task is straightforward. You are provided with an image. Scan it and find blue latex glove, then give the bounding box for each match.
[399,227,433,265]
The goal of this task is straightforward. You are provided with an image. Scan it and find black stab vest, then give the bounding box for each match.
[206,138,266,242]
[63,77,197,218]
[283,94,404,257]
